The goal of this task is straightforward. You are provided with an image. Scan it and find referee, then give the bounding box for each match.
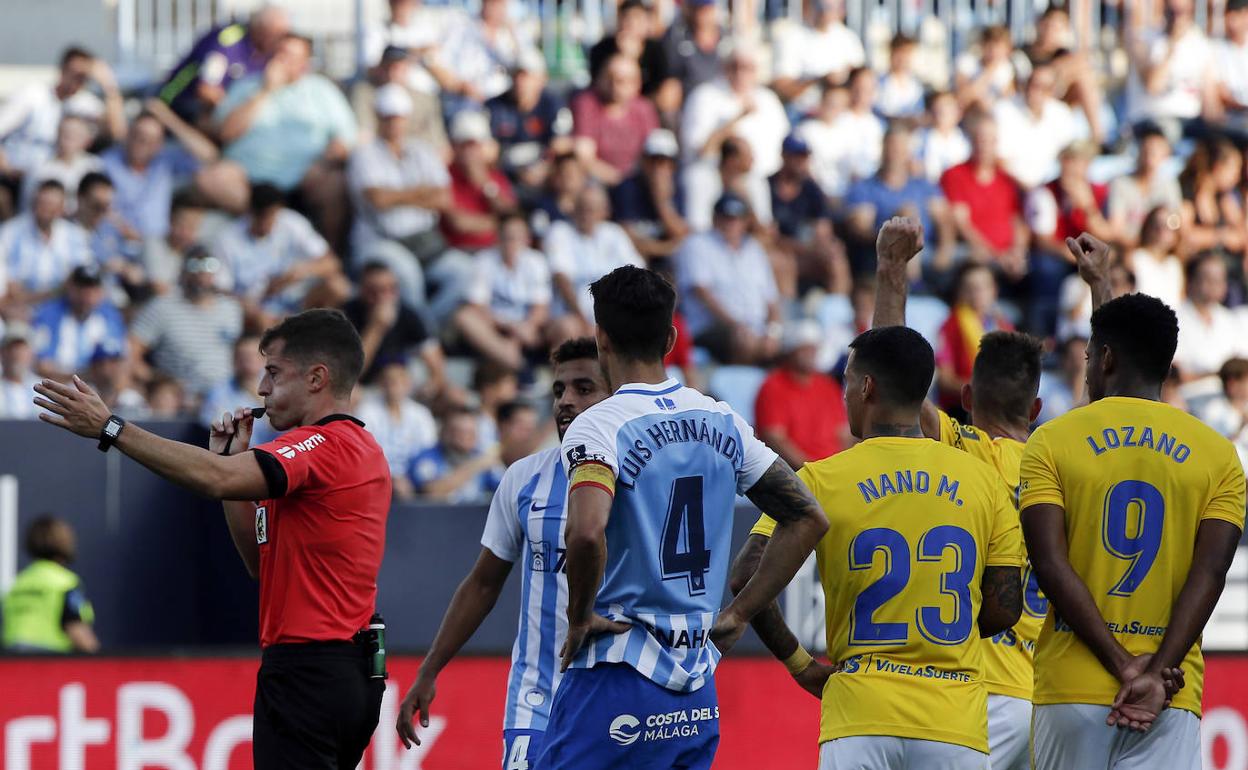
[34,309,391,769]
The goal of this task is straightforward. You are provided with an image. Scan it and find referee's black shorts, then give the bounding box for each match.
[253,641,385,770]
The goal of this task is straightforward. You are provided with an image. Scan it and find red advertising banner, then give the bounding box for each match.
[3,654,1247,769]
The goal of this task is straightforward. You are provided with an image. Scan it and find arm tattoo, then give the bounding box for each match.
[746,459,822,524]
[979,566,1022,636]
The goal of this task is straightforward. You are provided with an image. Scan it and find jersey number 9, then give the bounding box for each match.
[1101,479,1165,597]
[849,525,978,647]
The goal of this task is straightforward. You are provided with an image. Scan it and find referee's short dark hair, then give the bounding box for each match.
[261,309,365,398]
[590,266,675,362]
[550,337,598,366]
[848,326,935,407]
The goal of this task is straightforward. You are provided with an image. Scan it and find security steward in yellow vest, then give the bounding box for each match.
[2,516,99,653]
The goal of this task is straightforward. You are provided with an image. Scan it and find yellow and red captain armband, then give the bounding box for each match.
[569,461,617,498]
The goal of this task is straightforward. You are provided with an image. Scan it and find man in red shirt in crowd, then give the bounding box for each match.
[570,54,660,186]
[34,309,391,770]
[940,111,1029,285]
[441,110,518,252]
[752,319,849,469]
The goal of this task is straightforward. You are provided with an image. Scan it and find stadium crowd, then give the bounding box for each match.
[3,0,1248,501]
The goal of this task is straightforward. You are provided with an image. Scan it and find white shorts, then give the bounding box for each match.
[987,695,1031,770]
[1031,703,1200,770]
[819,736,989,770]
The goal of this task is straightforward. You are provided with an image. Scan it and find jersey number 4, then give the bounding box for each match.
[1102,479,1165,597]
[661,476,712,596]
[849,526,978,646]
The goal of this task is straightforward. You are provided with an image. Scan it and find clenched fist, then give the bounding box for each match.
[876,216,925,267]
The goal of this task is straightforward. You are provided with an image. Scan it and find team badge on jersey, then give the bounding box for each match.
[255,506,268,544]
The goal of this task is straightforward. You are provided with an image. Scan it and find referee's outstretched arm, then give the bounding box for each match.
[34,375,271,502]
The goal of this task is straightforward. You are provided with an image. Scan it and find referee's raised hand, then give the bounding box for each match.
[33,376,110,437]
[210,408,258,456]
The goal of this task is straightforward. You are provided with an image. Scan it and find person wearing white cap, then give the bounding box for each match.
[348,83,457,323]
[441,111,518,256]
[484,48,572,185]
[610,128,690,263]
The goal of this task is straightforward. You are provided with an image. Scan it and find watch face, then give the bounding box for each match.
[105,420,122,438]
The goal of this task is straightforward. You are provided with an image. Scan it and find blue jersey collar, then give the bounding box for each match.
[615,379,681,397]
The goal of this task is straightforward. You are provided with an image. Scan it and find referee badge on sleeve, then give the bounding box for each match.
[255,506,268,544]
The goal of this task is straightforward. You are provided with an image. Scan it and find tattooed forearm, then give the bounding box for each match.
[729,534,803,660]
[746,460,822,524]
[978,566,1022,638]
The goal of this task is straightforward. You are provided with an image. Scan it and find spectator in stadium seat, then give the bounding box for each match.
[472,360,519,449]
[199,333,268,433]
[675,192,781,365]
[545,184,644,343]
[1213,0,1248,141]
[1,515,98,653]
[1196,357,1248,439]
[1018,5,1108,145]
[440,110,518,253]
[145,374,187,418]
[75,173,145,292]
[343,261,448,394]
[496,399,541,468]
[685,135,772,233]
[1125,0,1216,136]
[1036,334,1087,424]
[1026,140,1116,261]
[571,54,659,187]
[357,359,438,501]
[362,0,465,100]
[128,249,242,396]
[916,90,971,184]
[101,107,217,242]
[658,0,725,110]
[771,135,848,293]
[796,83,856,199]
[31,264,125,379]
[87,340,148,420]
[1128,205,1184,310]
[435,0,533,114]
[0,46,124,180]
[940,112,1028,282]
[0,180,92,308]
[770,0,865,113]
[140,193,210,296]
[845,123,955,280]
[351,45,449,156]
[197,34,357,243]
[157,5,289,127]
[20,115,101,213]
[409,406,500,503]
[589,0,669,101]
[529,152,585,241]
[1056,256,1136,342]
[935,262,1013,410]
[487,50,571,190]
[993,62,1079,190]
[682,44,789,180]
[1175,252,1245,380]
[212,183,349,330]
[753,319,849,469]
[455,213,550,371]
[0,328,40,419]
[954,25,1016,112]
[348,84,453,317]
[876,33,925,120]
[1178,137,1246,268]
[1107,123,1182,249]
[807,67,884,189]
[611,128,689,265]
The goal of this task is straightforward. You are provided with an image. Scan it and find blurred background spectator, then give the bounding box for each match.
[1,515,98,653]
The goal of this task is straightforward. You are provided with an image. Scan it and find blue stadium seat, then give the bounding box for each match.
[708,366,769,425]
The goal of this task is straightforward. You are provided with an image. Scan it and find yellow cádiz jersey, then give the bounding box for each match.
[938,411,1043,702]
[1020,397,1245,717]
[753,437,1024,752]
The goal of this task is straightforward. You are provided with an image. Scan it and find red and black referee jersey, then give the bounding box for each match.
[250,414,391,647]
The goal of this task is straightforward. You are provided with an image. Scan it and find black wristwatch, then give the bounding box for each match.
[98,415,125,452]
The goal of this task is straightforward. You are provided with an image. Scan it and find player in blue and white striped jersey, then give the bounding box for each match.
[536,267,828,770]
[396,338,610,769]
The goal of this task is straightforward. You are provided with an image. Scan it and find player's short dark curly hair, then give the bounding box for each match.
[848,326,935,406]
[590,266,675,362]
[972,331,1044,421]
[260,308,364,398]
[1090,293,1178,384]
[550,337,598,366]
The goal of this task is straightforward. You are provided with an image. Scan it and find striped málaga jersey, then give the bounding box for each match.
[479,446,570,731]
[559,379,778,692]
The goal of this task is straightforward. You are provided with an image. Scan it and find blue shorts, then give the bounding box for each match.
[503,729,545,770]
[533,662,720,770]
